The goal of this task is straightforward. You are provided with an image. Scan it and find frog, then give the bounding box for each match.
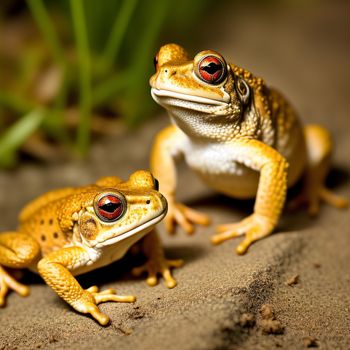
[0,170,183,325]
[149,43,348,255]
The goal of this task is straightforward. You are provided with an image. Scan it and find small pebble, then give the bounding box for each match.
[285,274,299,286]
[239,313,255,328]
[259,304,275,319]
[259,319,284,334]
[303,336,318,348]
[258,304,284,334]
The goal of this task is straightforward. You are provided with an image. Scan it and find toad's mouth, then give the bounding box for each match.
[151,88,228,105]
[94,209,167,249]
[151,88,229,115]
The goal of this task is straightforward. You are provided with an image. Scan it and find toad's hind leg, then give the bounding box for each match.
[0,232,40,306]
[291,124,348,215]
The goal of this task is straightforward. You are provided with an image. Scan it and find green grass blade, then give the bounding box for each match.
[27,0,69,142]
[102,0,138,72]
[0,109,45,167]
[0,91,36,115]
[27,0,65,66]
[124,0,169,125]
[70,0,92,156]
[93,70,129,106]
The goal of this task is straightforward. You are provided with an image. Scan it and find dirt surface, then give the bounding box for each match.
[0,1,349,349]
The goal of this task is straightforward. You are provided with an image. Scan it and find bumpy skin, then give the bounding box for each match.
[0,170,182,325]
[150,43,348,254]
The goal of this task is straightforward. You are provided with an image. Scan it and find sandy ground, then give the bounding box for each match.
[0,1,349,349]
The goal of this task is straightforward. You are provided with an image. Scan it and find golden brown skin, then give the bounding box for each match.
[0,170,183,325]
[150,43,348,254]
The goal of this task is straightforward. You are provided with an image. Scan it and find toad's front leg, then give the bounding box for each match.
[211,139,289,255]
[151,125,210,235]
[38,247,135,326]
[132,230,183,288]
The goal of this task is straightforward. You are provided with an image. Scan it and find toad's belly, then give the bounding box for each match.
[183,142,260,198]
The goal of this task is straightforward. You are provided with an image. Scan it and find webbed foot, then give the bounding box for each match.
[211,213,275,255]
[165,200,210,235]
[132,258,183,289]
[76,286,136,326]
[289,185,348,216]
[296,124,349,216]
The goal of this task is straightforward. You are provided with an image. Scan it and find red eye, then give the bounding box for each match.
[197,55,226,84]
[95,194,125,222]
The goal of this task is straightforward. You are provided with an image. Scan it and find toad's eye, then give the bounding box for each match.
[95,194,124,222]
[153,53,159,71]
[197,55,226,84]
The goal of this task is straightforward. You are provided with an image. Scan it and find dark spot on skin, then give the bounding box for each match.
[53,232,59,239]
[49,219,53,225]
[146,200,151,204]
[41,235,46,241]
[40,219,44,225]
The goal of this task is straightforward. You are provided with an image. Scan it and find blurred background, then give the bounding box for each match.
[0,0,213,168]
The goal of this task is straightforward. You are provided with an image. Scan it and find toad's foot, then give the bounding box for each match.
[211,213,275,255]
[76,286,136,326]
[166,201,210,235]
[0,266,29,306]
[294,124,349,216]
[289,185,348,216]
[132,258,184,289]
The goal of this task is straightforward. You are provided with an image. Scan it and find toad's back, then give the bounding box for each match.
[19,189,75,256]
[18,186,96,256]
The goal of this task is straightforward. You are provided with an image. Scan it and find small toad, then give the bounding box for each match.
[0,170,182,325]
